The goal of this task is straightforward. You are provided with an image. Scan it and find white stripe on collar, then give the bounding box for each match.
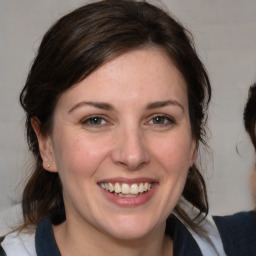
[174,198,227,256]
[1,230,36,256]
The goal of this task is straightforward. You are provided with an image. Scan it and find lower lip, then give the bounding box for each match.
[100,184,157,207]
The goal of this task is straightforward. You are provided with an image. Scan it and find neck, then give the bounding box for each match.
[53,218,173,256]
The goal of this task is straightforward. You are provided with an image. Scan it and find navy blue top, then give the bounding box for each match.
[34,208,202,256]
[1,210,256,255]
[34,209,256,255]
[213,211,256,256]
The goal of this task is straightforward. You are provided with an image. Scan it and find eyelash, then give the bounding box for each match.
[81,115,108,127]
[147,114,175,126]
[80,114,175,128]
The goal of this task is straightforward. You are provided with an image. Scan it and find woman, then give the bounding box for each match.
[0,0,254,255]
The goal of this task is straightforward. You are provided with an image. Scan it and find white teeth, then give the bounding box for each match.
[108,182,114,192]
[114,183,121,193]
[139,183,144,193]
[122,183,130,194]
[100,183,106,189]
[130,184,139,194]
[100,182,153,196]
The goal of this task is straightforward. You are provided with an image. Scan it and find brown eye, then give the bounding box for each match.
[153,116,166,124]
[88,117,103,125]
[82,116,107,126]
[149,115,174,126]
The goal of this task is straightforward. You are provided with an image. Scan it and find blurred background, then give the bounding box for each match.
[1,0,256,231]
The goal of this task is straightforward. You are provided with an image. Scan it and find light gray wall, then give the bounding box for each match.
[1,0,256,218]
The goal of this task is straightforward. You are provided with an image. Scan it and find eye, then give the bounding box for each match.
[148,115,175,126]
[81,116,107,127]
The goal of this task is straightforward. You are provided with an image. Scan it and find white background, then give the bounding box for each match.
[1,0,256,225]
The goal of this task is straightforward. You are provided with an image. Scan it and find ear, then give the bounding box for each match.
[31,117,57,173]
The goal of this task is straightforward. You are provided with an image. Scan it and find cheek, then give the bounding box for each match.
[53,133,110,178]
[151,134,193,170]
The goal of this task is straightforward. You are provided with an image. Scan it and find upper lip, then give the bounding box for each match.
[97,177,158,184]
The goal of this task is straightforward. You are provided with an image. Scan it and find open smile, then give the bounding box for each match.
[99,182,153,197]
[98,179,157,207]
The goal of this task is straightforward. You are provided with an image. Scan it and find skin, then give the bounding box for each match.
[33,48,197,256]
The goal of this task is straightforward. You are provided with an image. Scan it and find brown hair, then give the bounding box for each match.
[20,0,211,232]
[244,83,256,150]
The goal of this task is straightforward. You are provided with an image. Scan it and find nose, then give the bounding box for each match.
[111,126,150,171]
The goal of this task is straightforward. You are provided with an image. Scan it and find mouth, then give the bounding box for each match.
[98,182,153,198]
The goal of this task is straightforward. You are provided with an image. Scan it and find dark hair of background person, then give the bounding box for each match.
[244,83,256,150]
[19,0,211,232]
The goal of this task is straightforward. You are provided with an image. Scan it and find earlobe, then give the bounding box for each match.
[31,117,57,173]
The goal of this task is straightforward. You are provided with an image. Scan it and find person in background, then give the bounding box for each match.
[244,83,256,207]
[0,1,255,255]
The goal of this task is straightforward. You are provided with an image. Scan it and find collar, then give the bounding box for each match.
[35,209,202,256]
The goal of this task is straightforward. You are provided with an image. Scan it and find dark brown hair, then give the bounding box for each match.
[20,0,211,232]
[244,83,256,150]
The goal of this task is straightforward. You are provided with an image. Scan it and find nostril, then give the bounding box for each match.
[111,130,150,170]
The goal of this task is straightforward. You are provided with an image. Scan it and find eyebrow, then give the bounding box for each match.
[146,100,184,112]
[68,101,115,113]
[68,99,184,113]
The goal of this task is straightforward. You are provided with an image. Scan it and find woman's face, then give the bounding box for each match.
[38,48,197,240]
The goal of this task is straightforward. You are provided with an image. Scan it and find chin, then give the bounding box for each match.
[109,227,152,241]
[102,214,162,241]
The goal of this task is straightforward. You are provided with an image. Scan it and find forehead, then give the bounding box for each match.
[56,47,188,109]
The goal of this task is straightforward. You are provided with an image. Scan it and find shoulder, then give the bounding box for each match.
[213,211,256,256]
[0,208,64,256]
[213,210,256,235]
[0,230,36,256]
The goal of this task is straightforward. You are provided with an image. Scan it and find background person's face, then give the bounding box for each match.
[39,48,196,240]
[251,126,256,206]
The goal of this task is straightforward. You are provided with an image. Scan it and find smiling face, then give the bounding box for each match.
[35,48,197,241]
